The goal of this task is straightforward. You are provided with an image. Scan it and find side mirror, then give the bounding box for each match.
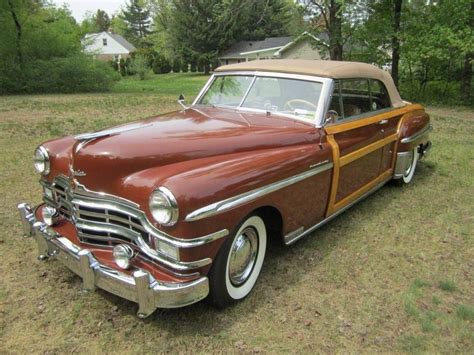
[323,110,338,126]
[178,94,187,109]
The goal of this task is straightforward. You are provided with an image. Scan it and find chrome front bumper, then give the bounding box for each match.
[17,203,209,318]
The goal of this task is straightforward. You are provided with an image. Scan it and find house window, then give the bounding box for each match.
[114,55,120,62]
[103,38,107,46]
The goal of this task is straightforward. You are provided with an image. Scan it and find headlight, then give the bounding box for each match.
[34,146,50,175]
[148,187,179,226]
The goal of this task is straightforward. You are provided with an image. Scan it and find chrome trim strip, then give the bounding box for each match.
[71,191,229,248]
[401,124,432,144]
[17,204,209,318]
[75,218,212,270]
[238,75,257,107]
[284,178,390,245]
[74,123,153,141]
[192,74,215,106]
[316,78,334,127]
[185,162,333,222]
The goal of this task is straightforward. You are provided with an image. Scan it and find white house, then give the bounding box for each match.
[82,31,136,62]
[218,32,329,65]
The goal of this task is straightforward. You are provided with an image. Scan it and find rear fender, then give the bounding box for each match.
[398,109,431,152]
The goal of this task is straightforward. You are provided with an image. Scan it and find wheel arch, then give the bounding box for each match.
[251,205,283,242]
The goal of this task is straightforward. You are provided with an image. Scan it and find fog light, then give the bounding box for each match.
[113,244,135,269]
[41,206,59,226]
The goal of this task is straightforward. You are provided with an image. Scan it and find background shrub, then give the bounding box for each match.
[152,56,172,74]
[129,54,151,80]
[0,55,120,94]
[181,61,189,73]
[172,58,181,73]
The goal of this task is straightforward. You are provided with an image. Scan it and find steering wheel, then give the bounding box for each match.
[283,99,318,112]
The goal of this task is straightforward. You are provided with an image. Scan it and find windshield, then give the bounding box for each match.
[198,74,323,121]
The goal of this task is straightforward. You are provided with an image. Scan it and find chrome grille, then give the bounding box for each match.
[73,197,153,247]
[51,175,73,220]
[46,176,154,248]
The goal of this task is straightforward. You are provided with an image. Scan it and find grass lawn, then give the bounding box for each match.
[0,73,473,353]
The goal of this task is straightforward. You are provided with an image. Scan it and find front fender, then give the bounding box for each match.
[122,143,332,241]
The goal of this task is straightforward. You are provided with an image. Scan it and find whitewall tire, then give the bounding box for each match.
[208,215,267,308]
[401,147,419,184]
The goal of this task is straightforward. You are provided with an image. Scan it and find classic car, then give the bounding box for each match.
[18,60,432,318]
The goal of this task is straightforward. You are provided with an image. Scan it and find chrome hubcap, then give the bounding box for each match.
[228,227,258,286]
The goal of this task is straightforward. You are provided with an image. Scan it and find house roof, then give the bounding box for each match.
[215,59,404,108]
[109,33,136,52]
[219,32,330,59]
[82,32,136,52]
[219,37,293,58]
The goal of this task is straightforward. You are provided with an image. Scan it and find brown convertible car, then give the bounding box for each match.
[18,60,432,318]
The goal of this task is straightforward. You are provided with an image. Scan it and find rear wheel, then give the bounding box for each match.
[208,215,267,308]
[395,147,419,185]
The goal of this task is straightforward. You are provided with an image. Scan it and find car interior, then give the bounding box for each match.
[327,79,391,124]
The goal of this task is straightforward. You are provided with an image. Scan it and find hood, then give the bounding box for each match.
[70,106,315,189]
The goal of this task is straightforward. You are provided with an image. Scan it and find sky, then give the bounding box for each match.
[52,0,126,21]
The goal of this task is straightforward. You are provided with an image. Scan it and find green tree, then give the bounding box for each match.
[121,0,152,46]
[237,0,295,40]
[304,0,345,60]
[95,9,111,31]
[401,0,473,103]
[130,54,150,79]
[0,1,119,93]
[170,0,297,74]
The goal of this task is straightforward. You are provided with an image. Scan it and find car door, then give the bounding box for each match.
[324,78,393,216]
[369,79,404,172]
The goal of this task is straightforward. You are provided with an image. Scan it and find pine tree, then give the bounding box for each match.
[95,9,111,32]
[121,0,152,45]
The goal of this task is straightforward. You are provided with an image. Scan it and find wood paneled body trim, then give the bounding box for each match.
[324,108,413,216]
[390,111,408,171]
[325,104,423,135]
[326,135,340,216]
[332,168,393,211]
[339,133,398,167]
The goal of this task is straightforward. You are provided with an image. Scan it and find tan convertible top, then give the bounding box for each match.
[215,59,404,108]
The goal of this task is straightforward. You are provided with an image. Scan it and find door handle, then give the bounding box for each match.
[378,119,389,125]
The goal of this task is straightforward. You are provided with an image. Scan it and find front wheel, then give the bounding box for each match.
[208,215,267,308]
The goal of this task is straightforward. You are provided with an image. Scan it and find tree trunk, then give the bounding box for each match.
[328,0,343,60]
[391,0,402,88]
[7,0,23,68]
[461,53,473,105]
[460,0,473,105]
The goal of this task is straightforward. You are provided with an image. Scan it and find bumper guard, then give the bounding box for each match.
[17,203,209,318]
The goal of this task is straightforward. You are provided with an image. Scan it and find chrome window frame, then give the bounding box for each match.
[192,71,333,127]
